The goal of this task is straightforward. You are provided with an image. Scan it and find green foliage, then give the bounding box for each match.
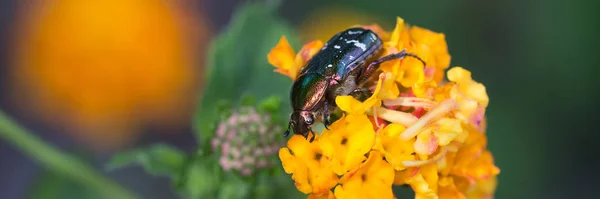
[194,0,300,147]
[108,96,302,199]
[28,169,102,199]
[106,144,186,180]
[177,154,223,199]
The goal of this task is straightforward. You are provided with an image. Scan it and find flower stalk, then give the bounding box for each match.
[0,109,139,199]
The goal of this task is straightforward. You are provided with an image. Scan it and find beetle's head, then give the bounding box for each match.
[284,111,314,140]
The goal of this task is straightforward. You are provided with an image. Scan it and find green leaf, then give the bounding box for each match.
[240,93,257,107]
[179,154,223,199]
[258,95,282,114]
[218,173,252,199]
[106,144,186,181]
[194,1,300,146]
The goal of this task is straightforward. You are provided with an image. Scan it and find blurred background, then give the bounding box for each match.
[0,0,598,198]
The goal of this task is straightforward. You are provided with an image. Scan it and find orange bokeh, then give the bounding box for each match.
[10,0,212,151]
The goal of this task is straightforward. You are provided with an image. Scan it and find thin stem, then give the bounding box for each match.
[0,109,139,199]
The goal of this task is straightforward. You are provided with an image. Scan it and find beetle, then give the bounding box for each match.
[283,27,426,142]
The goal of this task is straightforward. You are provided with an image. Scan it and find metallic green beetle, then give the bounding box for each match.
[284,27,425,141]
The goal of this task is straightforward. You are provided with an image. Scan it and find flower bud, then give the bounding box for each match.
[211,106,284,176]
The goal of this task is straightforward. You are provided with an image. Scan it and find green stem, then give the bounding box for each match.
[0,109,139,199]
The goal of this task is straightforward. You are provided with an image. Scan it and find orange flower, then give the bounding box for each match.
[11,0,209,150]
[308,190,336,199]
[267,37,324,80]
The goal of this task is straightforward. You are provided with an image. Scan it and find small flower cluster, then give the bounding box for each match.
[211,106,284,176]
[268,17,500,199]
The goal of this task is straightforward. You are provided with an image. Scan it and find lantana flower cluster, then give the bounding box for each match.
[267,17,500,199]
[211,106,284,176]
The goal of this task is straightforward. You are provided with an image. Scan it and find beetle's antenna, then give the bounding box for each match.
[284,121,292,137]
[405,53,427,67]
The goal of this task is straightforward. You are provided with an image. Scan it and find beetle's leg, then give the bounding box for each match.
[284,121,291,137]
[323,101,331,130]
[357,49,426,86]
[309,130,316,142]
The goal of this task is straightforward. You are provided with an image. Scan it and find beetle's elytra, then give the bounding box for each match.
[284,27,426,141]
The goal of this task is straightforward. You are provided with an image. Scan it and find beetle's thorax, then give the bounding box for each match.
[290,73,328,111]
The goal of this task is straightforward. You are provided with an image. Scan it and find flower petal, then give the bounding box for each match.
[267,36,297,80]
[278,147,296,174]
[320,114,375,175]
[414,129,438,156]
[295,40,324,64]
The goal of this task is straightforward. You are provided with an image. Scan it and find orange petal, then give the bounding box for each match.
[362,23,390,41]
[308,190,336,199]
[267,36,297,80]
[296,40,325,64]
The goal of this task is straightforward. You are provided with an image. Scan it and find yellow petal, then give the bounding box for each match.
[320,114,374,175]
[291,165,313,194]
[375,124,415,170]
[438,177,466,199]
[434,118,462,146]
[278,147,296,174]
[286,134,312,157]
[414,129,438,155]
[448,67,489,106]
[336,151,395,199]
[335,73,385,115]
[335,96,364,114]
[334,184,362,199]
[408,174,437,199]
[397,57,425,88]
[387,17,405,48]
[378,72,400,100]
[409,25,450,83]
[420,164,439,193]
[447,66,471,83]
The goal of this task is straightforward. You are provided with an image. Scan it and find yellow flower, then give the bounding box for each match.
[409,26,451,84]
[462,176,498,199]
[437,177,465,199]
[412,164,440,199]
[279,134,338,194]
[373,124,416,171]
[334,151,395,199]
[447,67,490,123]
[270,16,499,199]
[414,118,464,156]
[450,125,500,182]
[320,114,376,175]
[335,72,386,115]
